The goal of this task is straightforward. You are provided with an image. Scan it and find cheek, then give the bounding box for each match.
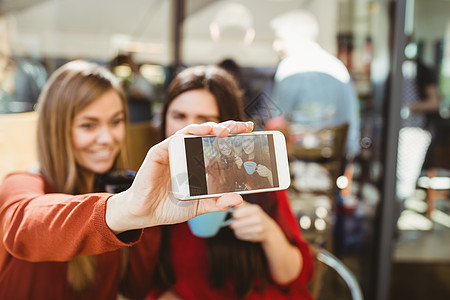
[72,129,93,151]
[243,142,254,153]
[114,125,126,145]
[165,117,184,137]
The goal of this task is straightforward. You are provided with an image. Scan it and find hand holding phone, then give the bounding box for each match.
[106,121,253,234]
[169,131,290,200]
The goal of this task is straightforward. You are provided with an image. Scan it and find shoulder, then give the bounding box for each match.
[2,171,44,183]
[1,172,52,193]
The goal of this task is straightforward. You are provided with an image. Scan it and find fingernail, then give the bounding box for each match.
[218,125,231,133]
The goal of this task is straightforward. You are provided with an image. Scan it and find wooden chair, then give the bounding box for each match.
[287,122,349,205]
[309,245,364,300]
[0,111,38,181]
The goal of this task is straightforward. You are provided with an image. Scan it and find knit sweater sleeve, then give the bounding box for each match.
[0,172,142,262]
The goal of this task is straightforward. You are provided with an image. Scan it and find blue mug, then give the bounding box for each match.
[187,208,234,238]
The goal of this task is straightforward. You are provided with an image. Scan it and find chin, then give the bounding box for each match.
[91,162,115,174]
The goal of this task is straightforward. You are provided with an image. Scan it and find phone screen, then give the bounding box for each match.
[185,134,279,196]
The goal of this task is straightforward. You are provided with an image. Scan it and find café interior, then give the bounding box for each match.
[0,0,449,299]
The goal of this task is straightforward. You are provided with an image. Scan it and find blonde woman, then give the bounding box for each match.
[205,136,246,194]
[0,60,251,299]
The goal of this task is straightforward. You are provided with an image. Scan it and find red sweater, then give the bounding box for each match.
[0,172,161,300]
[148,190,314,300]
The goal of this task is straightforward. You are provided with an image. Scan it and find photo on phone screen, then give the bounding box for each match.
[183,133,280,197]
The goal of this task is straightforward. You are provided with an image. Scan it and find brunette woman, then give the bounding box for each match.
[149,65,314,300]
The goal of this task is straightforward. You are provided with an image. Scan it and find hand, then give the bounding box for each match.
[234,155,243,169]
[229,201,276,243]
[230,201,303,285]
[256,164,271,178]
[106,121,254,234]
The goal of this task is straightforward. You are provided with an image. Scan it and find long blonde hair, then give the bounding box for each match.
[36,60,129,293]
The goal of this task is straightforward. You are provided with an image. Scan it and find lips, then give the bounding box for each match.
[88,148,115,161]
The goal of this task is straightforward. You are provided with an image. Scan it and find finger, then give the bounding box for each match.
[232,225,264,239]
[215,193,243,209]
[228,121,254,134]
[230,215,259,229]
[216,121,254,136]
[212,125,231,138]
[232,203,257,219]
[175,123,215,136]
[236,232,263,243]
[232,200,248,210]
[197,193,243,214]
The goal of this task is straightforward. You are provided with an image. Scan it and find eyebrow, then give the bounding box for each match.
[75,110,124,122]
[169,109,219,120]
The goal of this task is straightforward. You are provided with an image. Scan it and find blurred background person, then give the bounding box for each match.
[217,58,252,107]
[217,57,280,130]
[149,65,314,300]
[269,9,361,214]
[109,53,156,122]
[269,9,361,162]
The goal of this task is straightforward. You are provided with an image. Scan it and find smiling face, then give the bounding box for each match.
[217,138,233,156]
[71,89,125,175]
[165,89,220,137]
[242,136,255,156]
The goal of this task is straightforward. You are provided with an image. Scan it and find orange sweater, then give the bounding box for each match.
[0,172,161,300]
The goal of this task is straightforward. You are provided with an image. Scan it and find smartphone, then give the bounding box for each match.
[169,131,290,200]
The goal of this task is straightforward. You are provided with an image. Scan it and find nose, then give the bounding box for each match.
[97,126,113,144]
[191,117,203,125]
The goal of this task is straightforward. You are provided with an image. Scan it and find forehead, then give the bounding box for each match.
[218,138,232,145]
[168,89,219,115]
[74,89,123,119]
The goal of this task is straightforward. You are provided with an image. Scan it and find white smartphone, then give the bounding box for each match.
[169,131,290,200]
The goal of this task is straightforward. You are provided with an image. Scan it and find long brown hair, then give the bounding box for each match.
[157,65,274,298]
[36,60,129,294]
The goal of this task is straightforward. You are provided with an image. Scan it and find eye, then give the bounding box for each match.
[80,123,96,130]
[111,117,124,126]
[171,112,186,120]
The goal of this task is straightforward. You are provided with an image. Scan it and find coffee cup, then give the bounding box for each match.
[187,208,233,238]
[243,161,257,175]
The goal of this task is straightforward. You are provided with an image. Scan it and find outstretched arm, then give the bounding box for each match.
[106,121,254,234]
